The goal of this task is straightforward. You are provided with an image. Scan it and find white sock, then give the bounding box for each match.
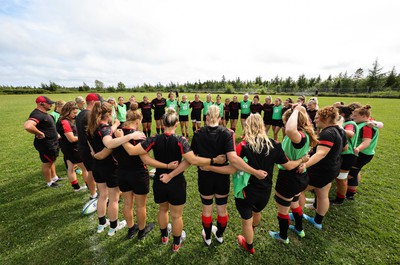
[90,192,98,199]
[47,181,54,187]
[52,176,59,182]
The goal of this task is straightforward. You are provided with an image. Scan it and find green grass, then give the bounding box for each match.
[0,94,399,265]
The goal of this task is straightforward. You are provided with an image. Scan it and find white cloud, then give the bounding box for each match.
[0,0,399,87]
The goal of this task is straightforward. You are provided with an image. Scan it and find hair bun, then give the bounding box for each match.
[364,104,372,110]
[166,107,176,114]
[130,102,139,111]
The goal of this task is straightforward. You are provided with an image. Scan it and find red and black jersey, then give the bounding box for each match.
[229,102,240,116]
[190,100,203,115]
[76,109,90,152]
[87,123,116,166]
[139,101,152,121]
[56,119,78,153]
[27,108,58,146]
[282,106,290,115]
[191,126,234,177]
[113,128,147,171]
[141,133,191,179]
[263,103,274,119]
[250,103,263,114]
[307,109,317,128]
[236,139,288,189]
[309,125,347,176]
[359,126,375,139]
[151,98,166,116]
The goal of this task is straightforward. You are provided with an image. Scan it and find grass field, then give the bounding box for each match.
[0,93,399,265]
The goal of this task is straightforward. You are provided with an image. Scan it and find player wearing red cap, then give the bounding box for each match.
[24,96,61,187]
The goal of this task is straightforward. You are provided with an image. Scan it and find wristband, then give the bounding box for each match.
[210,157,214,165]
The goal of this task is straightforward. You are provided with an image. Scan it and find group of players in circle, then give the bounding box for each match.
[24,92,382,254]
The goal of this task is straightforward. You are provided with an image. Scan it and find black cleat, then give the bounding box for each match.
[138,223,155,240]
[126,224,139,239]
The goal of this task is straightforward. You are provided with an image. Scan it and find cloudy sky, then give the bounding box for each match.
[1,0,399,87]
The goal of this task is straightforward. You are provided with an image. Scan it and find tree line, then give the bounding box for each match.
[1,59,399,97]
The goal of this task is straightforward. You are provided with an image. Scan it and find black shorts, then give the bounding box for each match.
[34,141,59,163]
[153,176,186,206]
[191,112,201,122]
[224,113,230,121]
[275,170,308,198]
[349,153,374,177]
[203,114,207,121]
[142,116,152,123]
[230,113,239,120]
[264,117,273,125]
[62,148,82,164]
[118,168,149,194]
[341,154,358,171]
[240,113,250,120]
[179,115,189,122]
[92,161,118,188]
[271,119,284,127]
[235,185,272,220]
[198,173,230,196]
[308,168,338,188]
[154,112,165,120]
[80,149,93,171]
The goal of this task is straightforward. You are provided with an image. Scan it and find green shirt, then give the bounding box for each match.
[49,111,60,123]
[357,122,379,155]
[341,120,359,155]
[272,105,283,120]
[117,104,127,122]
[203,101,214,115]
[215,103,224,118]
[179,101,189,116]
[240,100,251,115]
[278,132,309,172]
[166,99,178,112]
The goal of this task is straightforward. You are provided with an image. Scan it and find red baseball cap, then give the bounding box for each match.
[86,93,101,102]
[35,96,55,104]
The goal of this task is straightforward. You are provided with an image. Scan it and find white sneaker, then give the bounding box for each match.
[202,229,211,246]
[306,197,315,203]
[97,219,110,233]
[212,225,223,243]
[108,220,127,236]
[161,223,172,245]
[181,230,186,241]
[74,186,87,192]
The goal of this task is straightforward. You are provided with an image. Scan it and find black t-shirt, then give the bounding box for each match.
[151,98,166,116]
[190,100,203,115]
[191,126,235,178]
[250,103,263,114]
[76,109,90,152]
[113,128,146,171]
[56,119,78,152]
[28,108,58,146]
[262,103,274,120]
[139,101,152,120]
[236,139,288,189]
[309,125,347,176]
[229,102,240,116]
[87,123,116,166]
[141,133,191,179]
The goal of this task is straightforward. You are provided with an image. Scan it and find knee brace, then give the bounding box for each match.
[274,195,291,207]
[336,172,349,180]
[292,195,300,202]
[347,176,359,186]
[201,197,213,205]
[215,197,228,205]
